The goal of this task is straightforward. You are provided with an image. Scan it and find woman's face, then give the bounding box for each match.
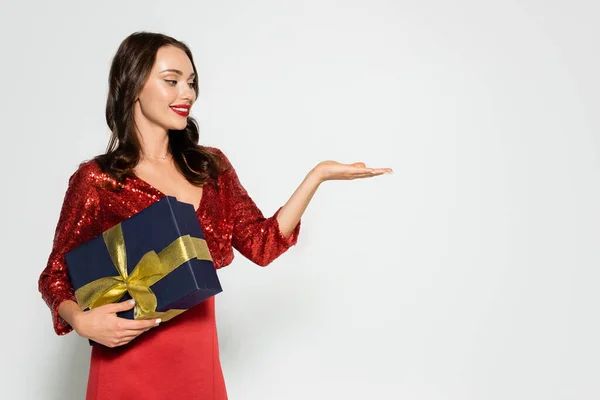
[135,45,197,132]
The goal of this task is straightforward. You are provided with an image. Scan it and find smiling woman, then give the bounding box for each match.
[136,53,196,131]
[98,33,220,188]
[38,30,392,400]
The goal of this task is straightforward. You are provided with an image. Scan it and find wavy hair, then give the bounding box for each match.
[94,31,221,187]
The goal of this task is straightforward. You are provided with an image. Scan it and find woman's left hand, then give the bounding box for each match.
[311,161,393,183]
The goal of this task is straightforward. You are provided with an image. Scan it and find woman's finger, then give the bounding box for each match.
[122,328,152,337]
[353,171,387,179]
[358,169,392,177]
[115,335,139,347]
[117,317,160,331]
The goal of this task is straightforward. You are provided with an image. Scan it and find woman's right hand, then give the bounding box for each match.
[72,299,161,348]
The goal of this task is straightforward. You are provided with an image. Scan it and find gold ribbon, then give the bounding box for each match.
[74,223,213,322]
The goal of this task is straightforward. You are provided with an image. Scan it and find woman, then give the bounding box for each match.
[38,31,392,400]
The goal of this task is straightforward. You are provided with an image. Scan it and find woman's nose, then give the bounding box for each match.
[180,84,195,101]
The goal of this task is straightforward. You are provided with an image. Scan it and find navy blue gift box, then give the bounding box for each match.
[65,196,222,345]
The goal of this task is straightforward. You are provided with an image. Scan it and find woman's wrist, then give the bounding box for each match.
[307,165,326,185]
[58,300,86,334]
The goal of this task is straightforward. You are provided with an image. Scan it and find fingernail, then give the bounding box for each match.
[129,299,135,305]
[155,318,161,325]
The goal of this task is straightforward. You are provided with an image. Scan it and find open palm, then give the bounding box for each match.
[314,161,393,182]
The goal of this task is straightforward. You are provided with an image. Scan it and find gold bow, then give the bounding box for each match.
[74,223,213,322]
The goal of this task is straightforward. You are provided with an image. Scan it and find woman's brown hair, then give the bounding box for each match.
[94,31,221,187]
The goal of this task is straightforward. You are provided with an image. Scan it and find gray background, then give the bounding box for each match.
[1,0,598,399]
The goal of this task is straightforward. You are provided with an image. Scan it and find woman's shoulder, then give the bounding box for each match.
[199,144,224,158]
[199,145,233,170]
[67,158,110,189]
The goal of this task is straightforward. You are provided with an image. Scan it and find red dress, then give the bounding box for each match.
[38,146,301,400]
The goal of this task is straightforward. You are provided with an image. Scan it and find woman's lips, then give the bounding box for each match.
[170,105,190,117]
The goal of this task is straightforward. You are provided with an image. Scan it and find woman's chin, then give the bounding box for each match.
[166,121,188,131]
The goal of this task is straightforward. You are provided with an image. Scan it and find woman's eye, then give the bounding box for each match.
[164,80,194,89]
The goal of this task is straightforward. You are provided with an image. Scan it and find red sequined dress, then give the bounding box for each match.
[38,146,301,400]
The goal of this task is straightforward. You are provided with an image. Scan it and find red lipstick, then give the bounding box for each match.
[170,104,191,117]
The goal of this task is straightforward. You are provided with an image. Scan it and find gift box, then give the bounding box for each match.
[65,196,222,344]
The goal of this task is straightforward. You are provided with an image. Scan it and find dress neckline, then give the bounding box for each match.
[130,174,205,214]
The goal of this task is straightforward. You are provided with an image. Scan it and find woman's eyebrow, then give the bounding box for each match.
[159,69,196,78]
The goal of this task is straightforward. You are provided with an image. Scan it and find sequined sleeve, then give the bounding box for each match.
[38,163,101,335]
[217,149,301,266]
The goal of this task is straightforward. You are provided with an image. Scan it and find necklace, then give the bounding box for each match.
[142,151,170,160]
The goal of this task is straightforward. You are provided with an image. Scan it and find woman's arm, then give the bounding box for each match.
[274,170,321,238]
[38,162,101,335]
[276,160,393,237]
[216,149,391,266]
[215,149,300,266]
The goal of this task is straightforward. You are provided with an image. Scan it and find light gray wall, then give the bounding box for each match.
[2,0,598,399]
